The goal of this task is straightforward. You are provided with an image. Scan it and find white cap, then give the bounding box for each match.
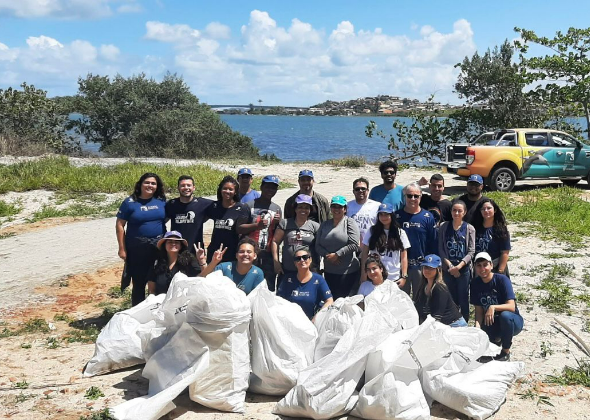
[474,252,492,263]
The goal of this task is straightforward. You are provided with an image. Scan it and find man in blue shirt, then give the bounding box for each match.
[396,182,437,299]
[369,160,405,211]
[237,168,261,203]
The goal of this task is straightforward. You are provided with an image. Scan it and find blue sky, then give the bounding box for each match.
[1,0,589,106]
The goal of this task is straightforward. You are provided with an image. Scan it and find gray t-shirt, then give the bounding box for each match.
[277,218,320,272]
[316,217,361,275]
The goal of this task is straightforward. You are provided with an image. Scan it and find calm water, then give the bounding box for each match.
[219,115,404,162]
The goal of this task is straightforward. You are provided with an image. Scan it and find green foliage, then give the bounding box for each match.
[63,324,101,344]
[84,386,105,400]
[79,408,116,420]
[516,27,590,139]
[0,199,20,217]
[540,341,554,358]
[28,202,120,223]
[366,96,453,162]
[0,156,229,195]
[14,380,29,389]
[322,155,367,168]
[535,264,575,314]
[20,343,31,349]
[19,318,50,334]
[46,336,60,349]
[70,73,260,159]
[0,83,78,154]
[548,359,590,387]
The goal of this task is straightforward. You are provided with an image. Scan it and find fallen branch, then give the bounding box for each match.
[553,318,590,357]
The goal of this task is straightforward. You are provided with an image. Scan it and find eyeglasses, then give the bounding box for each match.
[382,171,396,176]
[294,254,311,262]
[354,187,368,192]
[406,194,421,199]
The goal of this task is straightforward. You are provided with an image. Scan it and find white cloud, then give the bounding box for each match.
[0,0,143,19]
[205,22,231,39]
[100,44,120,61]
[145,21,200,44]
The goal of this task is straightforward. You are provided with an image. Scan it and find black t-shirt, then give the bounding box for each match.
[165,197,213,250]
[148,260,199,295]
[415,284,462,325]
[457,194,489,224]
[420,194,452,226]
[205,201,250,262]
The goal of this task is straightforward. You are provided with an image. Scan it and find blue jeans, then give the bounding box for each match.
[443,266,471,321]
[450,317,468,328]
[482,311,524,350]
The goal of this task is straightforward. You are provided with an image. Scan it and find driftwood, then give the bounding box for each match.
[553,318,590,357]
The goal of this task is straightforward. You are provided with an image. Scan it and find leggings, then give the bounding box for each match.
[443,266,471,321]
[324,270,360,300]
[125,238,159,306]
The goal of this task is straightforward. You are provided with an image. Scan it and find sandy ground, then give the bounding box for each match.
[1,158,590,419]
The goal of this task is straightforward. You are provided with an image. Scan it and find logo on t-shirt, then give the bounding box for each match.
[214,218,235,230]
[175,211,195,224]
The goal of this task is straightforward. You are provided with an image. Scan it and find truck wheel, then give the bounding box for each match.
[489,167,516,192]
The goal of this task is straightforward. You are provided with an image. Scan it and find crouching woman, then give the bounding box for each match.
[470,252,524,361]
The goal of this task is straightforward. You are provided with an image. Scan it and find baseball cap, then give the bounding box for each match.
[237,168,253,176]
[157,231,188,249]
[474,252,493,263]
[299,169,314,179]
[261,175,280,185]
[468,174,483,184]
[377,202,394,214]
[421,254,442,268]
[330,195,347,206]
[295,194,313,205]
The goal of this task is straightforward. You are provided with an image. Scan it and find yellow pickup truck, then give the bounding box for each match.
[456,129,590,192]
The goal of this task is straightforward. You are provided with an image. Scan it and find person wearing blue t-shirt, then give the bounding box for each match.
[198,237,264,295]
[471,198,511,277]
[277,246,334,319]
[395,182,437,299]
[470,252,523,362]
[237,168,261,203]
[116,173,167,306]
[368,160,404,209]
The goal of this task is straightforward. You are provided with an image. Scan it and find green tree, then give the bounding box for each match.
[515,26,590,139]
[0,83,77,153]
[70,72,260,158]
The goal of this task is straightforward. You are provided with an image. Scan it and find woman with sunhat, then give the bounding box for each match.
[315,195,361,299]
[147,231,200,296]
[414,254,467,327]
[360,202,410,288]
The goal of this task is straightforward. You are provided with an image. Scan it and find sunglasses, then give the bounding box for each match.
[294,254,311,262]
[406,194,421,199]
[330,204,344,209]
[382,170,396,175]
[354,187,368,192]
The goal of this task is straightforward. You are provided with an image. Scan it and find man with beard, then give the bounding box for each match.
[237,167,261,203]
[240,175,283,290]
[418,173,452,226]
[457,174,489,223]
[370,160,405,211]
[347,177,380,244]
[284,169,331,223]
[165,175,212,252]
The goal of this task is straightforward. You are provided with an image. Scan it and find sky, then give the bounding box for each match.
[1,0,589,106]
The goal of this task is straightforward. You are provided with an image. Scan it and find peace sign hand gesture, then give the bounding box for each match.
[212,243,228,265]
[194,242,207,266]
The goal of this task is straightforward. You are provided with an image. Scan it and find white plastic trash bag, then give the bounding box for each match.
[313,295,363,362]
[111,322,210,420]
[352,317,443,420]
[274,302,398,420]
[186,272,252,413]
[249,282,318,395]
[364,280,418,329]
[83,293,165,377]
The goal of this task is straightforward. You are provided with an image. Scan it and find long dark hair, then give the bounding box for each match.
[365,253,389,280]
[471,198,509,241]
[217,175,239,203]
[132,172,166,200]
[368,213,404,252]
[154,244,192,276]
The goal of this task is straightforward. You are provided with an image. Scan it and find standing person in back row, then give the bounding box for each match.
[418,173,452,226]
[239,175,282,291]
[458,174,489,223]
[369,160,405,210]
[284,169,331,223]
[237,168,261,203]
[165,175,213,252]
[396,182,437,299]
[347,177,380,244]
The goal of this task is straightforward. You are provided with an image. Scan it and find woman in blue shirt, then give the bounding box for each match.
[471,199,511,277]
[116,172,167,306]
[277,246,334,319]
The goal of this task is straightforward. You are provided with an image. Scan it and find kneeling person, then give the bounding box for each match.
[198,238,264,295]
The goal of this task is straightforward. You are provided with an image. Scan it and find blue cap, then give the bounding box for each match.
[421,254,442,268]
[261,175,280,185]
[237,168,253,176]
[467,174,483,184]
[377,202,394,214]
[299,169,314,179]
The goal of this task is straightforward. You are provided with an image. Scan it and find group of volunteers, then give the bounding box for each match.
[115,160,524,362]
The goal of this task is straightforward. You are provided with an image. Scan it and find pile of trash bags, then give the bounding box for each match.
[83,274,524,420]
